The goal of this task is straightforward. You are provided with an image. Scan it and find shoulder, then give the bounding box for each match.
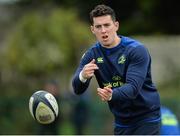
[121,36,144,48]
[80,42,99,60]
[84,42,100,56]
[121,36,149,57]
[120,36,151,63]
[89,42,100,51]
[84,42,100,52]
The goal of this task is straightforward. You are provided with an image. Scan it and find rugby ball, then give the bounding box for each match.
[29,90,59,124]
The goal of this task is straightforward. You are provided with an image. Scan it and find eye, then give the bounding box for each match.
[95,25,101,29]
[104,23,111,28]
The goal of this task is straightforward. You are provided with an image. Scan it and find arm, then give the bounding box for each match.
[72,50,98,95]
[111,45,150,101]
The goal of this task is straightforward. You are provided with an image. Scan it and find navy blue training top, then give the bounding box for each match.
[72,35,161,126]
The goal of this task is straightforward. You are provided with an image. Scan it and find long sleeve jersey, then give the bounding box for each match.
[72,35,161,126]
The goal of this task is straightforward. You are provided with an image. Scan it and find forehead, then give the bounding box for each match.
[93,15,113,25]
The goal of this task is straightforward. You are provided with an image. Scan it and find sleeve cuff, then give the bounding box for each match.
[79,71,87,83]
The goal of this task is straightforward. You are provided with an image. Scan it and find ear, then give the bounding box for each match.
[115,21,119,31]
[91,25,95,34]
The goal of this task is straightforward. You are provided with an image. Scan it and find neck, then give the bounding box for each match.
[102,35,121,48]
[113,35,121,47]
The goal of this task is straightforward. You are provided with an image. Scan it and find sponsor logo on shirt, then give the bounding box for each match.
[97,57,104,63]
[102,75,124,88]
[103,81,124,88]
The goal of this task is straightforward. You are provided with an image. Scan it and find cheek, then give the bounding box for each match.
[107,26,116,33]
[94,31,101,37]
[93,33,101,40]
[111,27,118,34]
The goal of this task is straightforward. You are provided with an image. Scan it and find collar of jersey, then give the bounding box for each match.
[98,35,124,55]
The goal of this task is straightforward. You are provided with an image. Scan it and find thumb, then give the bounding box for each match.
[90,59,96,64]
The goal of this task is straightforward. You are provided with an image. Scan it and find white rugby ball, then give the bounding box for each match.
[29,90,59,124]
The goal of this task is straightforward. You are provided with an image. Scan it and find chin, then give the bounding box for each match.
[101,41,111,47]
[103,44,111,47]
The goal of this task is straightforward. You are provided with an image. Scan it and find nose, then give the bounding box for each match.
[101,26,106,33]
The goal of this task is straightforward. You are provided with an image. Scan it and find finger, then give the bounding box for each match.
[84,69,96,76]
[104,87,112,93]
[87,69,97,73]
[89,59,96,64]
[98,88,112,101]
[83,66,97,75]
[97,89,109,98]
[97,88,105,98]
[106,84,112,88]
[101,98,105,101]
[88,73,95,77]
[97,91,106,101]
[85,65,99,70]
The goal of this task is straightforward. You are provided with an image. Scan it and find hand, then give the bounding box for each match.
[81,59,99,79]
[97,86,112,101]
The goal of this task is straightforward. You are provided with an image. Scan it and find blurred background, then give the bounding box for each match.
[0,0,180,134]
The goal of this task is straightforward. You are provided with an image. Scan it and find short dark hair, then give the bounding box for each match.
[89,4,116,25]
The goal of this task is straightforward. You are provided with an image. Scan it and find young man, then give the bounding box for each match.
[72,4,161,135]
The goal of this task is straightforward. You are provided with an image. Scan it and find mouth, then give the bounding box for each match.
[102,35,108,40]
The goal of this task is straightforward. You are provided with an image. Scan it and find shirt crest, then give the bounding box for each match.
[118,55,126,64]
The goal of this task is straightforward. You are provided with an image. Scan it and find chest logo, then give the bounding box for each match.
[97,57,104,63]
[118,55,126,64]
